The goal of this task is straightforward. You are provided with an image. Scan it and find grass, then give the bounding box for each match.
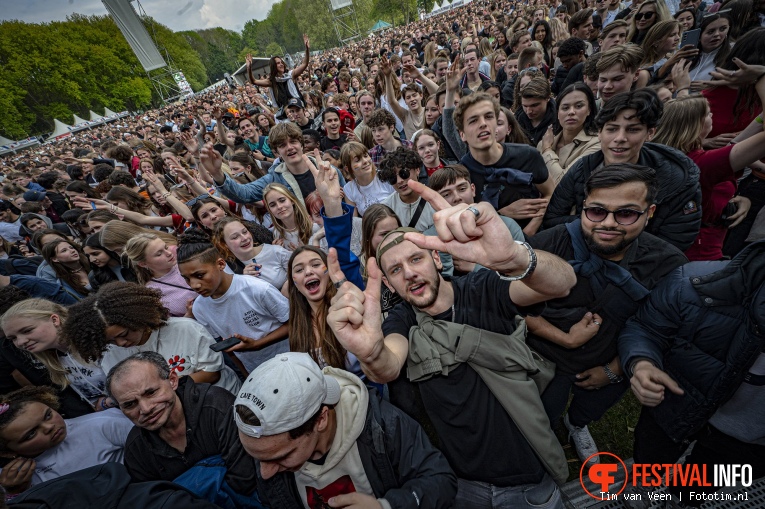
[555,390,644,480]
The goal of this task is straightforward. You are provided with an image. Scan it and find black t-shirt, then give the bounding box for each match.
[292,169,317,198]
[319,134,348,152]
[461,143,549,228]
[298,119,314,132]
[527,225,688,373]
[382,270,546,486]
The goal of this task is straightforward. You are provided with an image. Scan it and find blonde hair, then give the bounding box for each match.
[1,299,71,387]
[549,17,570,44]
[263,183,314,247]
[652,95,709,153]
[123,232,175,283]
[629,0,671,42]
[488,50,507,80]
[641,20,680,67]
[99,220,175,254]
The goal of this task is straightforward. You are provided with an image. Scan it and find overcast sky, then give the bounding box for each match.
[0,0,273,32]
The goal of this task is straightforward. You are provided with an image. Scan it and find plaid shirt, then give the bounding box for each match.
[369,139,413,166]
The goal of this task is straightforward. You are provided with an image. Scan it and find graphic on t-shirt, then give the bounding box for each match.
[305,475,357,509]
[243,309,262,328]
[167,355,186,373]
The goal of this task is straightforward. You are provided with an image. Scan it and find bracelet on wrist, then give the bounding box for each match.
[496,241,537,281]
[603,363,624,384]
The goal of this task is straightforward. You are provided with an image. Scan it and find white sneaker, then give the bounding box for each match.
[564,413,599,464]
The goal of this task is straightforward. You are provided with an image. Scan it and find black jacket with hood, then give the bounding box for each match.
[543,142,702,251]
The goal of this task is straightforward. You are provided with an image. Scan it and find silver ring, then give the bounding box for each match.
[333,278,347,289]
[466,206,480,219]
[593,320,601,326]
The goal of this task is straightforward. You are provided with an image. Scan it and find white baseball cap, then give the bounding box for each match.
[234,352,341,438]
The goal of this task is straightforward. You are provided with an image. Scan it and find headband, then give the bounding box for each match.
[375,227,420,270]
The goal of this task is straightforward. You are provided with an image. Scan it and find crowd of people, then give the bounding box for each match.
[0,0,764,507]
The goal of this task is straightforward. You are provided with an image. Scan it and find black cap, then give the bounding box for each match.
[285,97,305,109]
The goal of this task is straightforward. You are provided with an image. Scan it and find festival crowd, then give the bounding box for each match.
[0,0,764,507]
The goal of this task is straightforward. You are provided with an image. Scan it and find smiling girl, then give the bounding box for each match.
[212,216,291,292]
[263,183,318,250]
[414,130,445,178]
[0,387,132,496]
[340,141,394,216]
[64,282,240,394]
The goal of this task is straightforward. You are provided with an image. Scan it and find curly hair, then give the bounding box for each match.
[366,108,396,130]
[378,147,423,184]
[0,386,60,453]
[62,282,170,362]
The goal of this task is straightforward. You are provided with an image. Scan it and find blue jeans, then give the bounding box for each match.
[454,473,564,509]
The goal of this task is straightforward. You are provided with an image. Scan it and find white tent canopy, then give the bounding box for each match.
[73,114,89,125]
[430,1,441,13]
[50,119,72,138]
[104,107,118,117]
[89,110,105,121]
[0,135,14,146]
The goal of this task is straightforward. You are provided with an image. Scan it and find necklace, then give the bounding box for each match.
[451,305,455,323]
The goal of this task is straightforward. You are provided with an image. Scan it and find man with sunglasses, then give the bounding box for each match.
[525,163,687,465]
[380,148,435,232]
[544,88,702,251]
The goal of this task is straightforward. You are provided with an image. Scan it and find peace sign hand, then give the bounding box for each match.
[326,248,384,361]
[304,149,343,217]
[401,180,526,274]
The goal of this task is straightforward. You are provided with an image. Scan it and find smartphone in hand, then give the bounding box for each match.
[210,337,242,352]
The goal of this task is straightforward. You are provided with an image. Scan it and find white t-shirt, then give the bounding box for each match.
[29,409,133,486]
[192,274,290,373]
[343,178,394,216]
[101,317,241,394]
[58,353,108,406]
[275,223,321,251]
[382,194,435,232]
[247,243,291,290]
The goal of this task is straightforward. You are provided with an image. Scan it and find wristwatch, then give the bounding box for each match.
[603,363,624,384]
[496,241,537,281]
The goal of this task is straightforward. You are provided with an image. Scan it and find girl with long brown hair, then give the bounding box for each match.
[41,239,91,299]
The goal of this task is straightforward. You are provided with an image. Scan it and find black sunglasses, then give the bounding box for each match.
[583,205,649,225]
[634,11,656,21]
[380,168,410,185]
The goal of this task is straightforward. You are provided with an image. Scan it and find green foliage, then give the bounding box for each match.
[0,14,207,139]
[181,27,244,84]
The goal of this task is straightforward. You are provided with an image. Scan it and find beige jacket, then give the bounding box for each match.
[538,130,601,185]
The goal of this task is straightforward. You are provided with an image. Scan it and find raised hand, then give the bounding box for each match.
[403,63,421,78]
[303,33,310,50]
[200,142,224,184]
[212,105,223,121]
[180,130,200,155]
[326,248,384,360]
[246,53,253,69]
[445,54,466,92]
[401,180,527,274]
[304,148,341,206]
[72,196,109,210]
[380,54,392,77]
[670,58,692,91]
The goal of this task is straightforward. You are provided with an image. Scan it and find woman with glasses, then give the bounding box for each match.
[538,83,601,186]
[628,0,670,45]
[653,80,765,260]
